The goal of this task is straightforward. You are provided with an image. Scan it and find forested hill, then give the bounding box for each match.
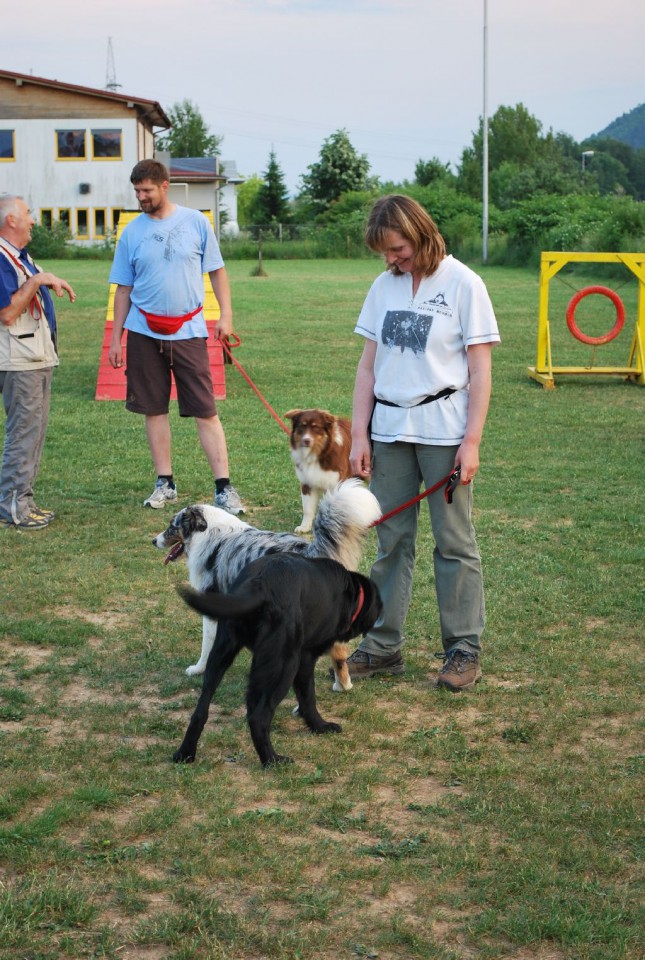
[593,103,645,149]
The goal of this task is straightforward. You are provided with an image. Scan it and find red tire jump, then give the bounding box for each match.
[566,286,625,346]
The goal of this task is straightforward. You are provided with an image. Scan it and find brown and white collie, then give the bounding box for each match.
[285,408,355,535]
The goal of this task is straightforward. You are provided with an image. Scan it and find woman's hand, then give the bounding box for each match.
[350,435,372,478]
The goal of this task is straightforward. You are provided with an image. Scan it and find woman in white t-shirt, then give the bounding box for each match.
[346,195,500,691]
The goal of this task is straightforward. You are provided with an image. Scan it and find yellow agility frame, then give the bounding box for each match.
[527,251,645,389]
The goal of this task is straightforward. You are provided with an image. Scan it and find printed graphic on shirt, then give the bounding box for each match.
[417,292,452,315]
[382,310,433,355]
[164,222,191,263]
[147,219,189,262]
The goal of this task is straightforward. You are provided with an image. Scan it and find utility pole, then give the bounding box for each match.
[482,0,489,265]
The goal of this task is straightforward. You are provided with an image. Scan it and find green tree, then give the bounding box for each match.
[414,157,454,186]
[236,174,263,228]
[628,148,645,200]
[157,99,222,157]
[490,157,585,209]
[487,103,545,168]
[250,150,291,230]
[298,129,370,214]
[458,103,555,198]
[582,137,645,199]
[457,102,597,207]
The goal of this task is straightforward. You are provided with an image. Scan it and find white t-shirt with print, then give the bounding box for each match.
[354,255,500,445]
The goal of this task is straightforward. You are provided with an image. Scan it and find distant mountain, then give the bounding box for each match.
[592,103,645,149]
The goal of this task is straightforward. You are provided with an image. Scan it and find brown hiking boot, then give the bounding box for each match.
[330,648,405,681]
[435,650,482,692]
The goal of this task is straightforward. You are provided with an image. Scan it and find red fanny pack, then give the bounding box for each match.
[140,304,202,335]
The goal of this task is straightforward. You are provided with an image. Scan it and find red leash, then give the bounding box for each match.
[219,334,290,435]
[218,334,462,526]
[370,468,462,527]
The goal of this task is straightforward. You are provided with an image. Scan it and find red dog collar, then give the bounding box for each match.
[351,584,365,624]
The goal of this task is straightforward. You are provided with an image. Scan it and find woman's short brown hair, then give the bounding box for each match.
[365,194,446,278]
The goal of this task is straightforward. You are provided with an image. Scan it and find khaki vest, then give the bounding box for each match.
[0,238,58,371]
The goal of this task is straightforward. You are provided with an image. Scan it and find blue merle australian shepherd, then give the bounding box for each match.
[152,479,381,689]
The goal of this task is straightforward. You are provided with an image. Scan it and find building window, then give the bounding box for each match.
[56,129,86,160]
[94,209,107,238]
[91,129,122,159]
[0,130,15,160]
[111,208,124,233]
[76,209,89,239]
[40,210,53,229]
[58,209,71,229]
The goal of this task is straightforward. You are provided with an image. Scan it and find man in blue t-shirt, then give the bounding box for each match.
[108,160,244,514]
[0,194,76,529]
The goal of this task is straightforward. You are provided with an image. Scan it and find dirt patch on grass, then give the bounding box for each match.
[363,880,421,919]
[55,603,132,631]
[0,641,52,669]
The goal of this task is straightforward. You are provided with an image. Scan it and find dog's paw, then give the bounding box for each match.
[294,524,312,535]
[172,748,196,764]
[316,721,342,735]
[263,753,294,767]
[332,679,353,692]
[185,662,205,677]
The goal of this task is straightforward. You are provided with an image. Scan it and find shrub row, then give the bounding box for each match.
[30,189,645,268]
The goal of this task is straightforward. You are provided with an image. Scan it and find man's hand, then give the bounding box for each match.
[39,273,76,302]
[0,271,76,326]
[108,339,124,369]
[110,284,131,368]
[214,315,233,340]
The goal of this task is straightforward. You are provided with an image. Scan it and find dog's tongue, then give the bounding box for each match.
[164,542,185,565]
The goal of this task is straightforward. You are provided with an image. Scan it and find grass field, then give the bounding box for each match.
[1,258,643,960]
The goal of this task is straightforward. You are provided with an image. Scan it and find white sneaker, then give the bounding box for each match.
[144,479,178,509]
[214,484,245,515]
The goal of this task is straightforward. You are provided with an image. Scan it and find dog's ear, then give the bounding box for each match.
[284,409,301,422]
[182,506,208,535]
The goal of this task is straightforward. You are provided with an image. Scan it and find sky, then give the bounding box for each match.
[4,0,644,195]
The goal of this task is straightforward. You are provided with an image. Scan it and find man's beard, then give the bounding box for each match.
[140,200,162,215]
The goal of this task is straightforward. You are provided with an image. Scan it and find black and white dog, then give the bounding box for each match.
[174,554,382,767]
[152,479,381,684]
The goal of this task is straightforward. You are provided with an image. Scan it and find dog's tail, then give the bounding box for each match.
[178,584,264,622]
[308,478,381,571]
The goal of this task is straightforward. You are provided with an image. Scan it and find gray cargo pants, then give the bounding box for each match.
[0,368,53,523]
[359,440,485,658]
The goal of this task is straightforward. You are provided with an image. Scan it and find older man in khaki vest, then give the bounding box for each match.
[0,194,75,529]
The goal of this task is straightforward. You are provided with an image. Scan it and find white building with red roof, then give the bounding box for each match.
[0,69,243,243]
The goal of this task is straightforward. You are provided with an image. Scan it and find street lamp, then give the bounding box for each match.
[581,150,594,172]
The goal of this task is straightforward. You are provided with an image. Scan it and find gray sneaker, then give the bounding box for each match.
[214,484,245,515]
[144,479,178,509]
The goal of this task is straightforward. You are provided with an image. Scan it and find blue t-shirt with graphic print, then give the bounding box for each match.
[108,205,225,340]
